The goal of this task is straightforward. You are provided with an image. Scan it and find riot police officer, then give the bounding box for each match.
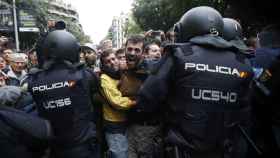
[135,6,254,158]
[27,30,100,158]
[222,18,254,58]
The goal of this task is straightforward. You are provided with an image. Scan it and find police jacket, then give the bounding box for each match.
[27,61,99,146]
[137,35,254,152]
[0,85,51,157]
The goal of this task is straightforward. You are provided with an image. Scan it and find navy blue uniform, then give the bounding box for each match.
[28,63,99,158]
[136,35,254,158]
[0,105,51,158]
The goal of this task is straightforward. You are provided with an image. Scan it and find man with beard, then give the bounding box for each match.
[99,49,136,158]
[81,43,100,74]
[135,6,253,158]
[119,35,163,158]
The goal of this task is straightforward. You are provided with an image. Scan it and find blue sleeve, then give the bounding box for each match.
[251,48,280,68]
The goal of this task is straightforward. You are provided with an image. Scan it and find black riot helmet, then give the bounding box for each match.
[174,6,224,43]
[222,18,243,41]
[43,30,80,63]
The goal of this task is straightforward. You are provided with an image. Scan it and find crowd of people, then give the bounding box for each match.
[0,36,38,87]
[0,5,279,158]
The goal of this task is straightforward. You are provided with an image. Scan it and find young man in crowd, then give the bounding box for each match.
[99,49,136,158]
[115,48,128,71]
[118,35,163,158]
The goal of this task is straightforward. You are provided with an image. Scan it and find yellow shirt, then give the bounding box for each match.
[100,73,134,122]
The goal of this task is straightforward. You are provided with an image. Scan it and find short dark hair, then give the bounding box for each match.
[116,48,125,56]
[100,49,115,65]
[125,34,145,48]
[143,41,161,54]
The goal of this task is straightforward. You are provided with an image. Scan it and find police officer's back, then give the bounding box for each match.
[27,30,100,158]
[136,6,253,158]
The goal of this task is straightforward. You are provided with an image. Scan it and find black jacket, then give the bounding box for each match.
[28,62,99,146]
[137,35,254,155]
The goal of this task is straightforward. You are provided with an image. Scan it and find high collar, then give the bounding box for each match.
[101,65,121,79]
[189,34,233,49]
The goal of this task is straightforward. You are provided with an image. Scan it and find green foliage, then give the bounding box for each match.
[65,19,89,44]
[125,14,143,36]
[16,0,49,31]
[132,0,226,32]
[12,0,91,44]
[105,13,143,44]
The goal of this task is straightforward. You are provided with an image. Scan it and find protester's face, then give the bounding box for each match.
[103,53,119,71]
[47,20,56,29]
[147,44,161,60]
[10,61,26,73]
[0,36,8,47]
[125,41,143,69]
[3,49,13,61]
[102,40,113,50]
[79,52,85,63]
[116,53,126,61]
[116,53,127,70]
[29,52,38,65]
[0,57,6,70]
[84,50,97,65]
[104,42,112,50]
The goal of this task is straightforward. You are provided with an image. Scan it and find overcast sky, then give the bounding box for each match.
[64,0,133,44]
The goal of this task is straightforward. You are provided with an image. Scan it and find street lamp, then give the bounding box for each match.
[12,0,20,52]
